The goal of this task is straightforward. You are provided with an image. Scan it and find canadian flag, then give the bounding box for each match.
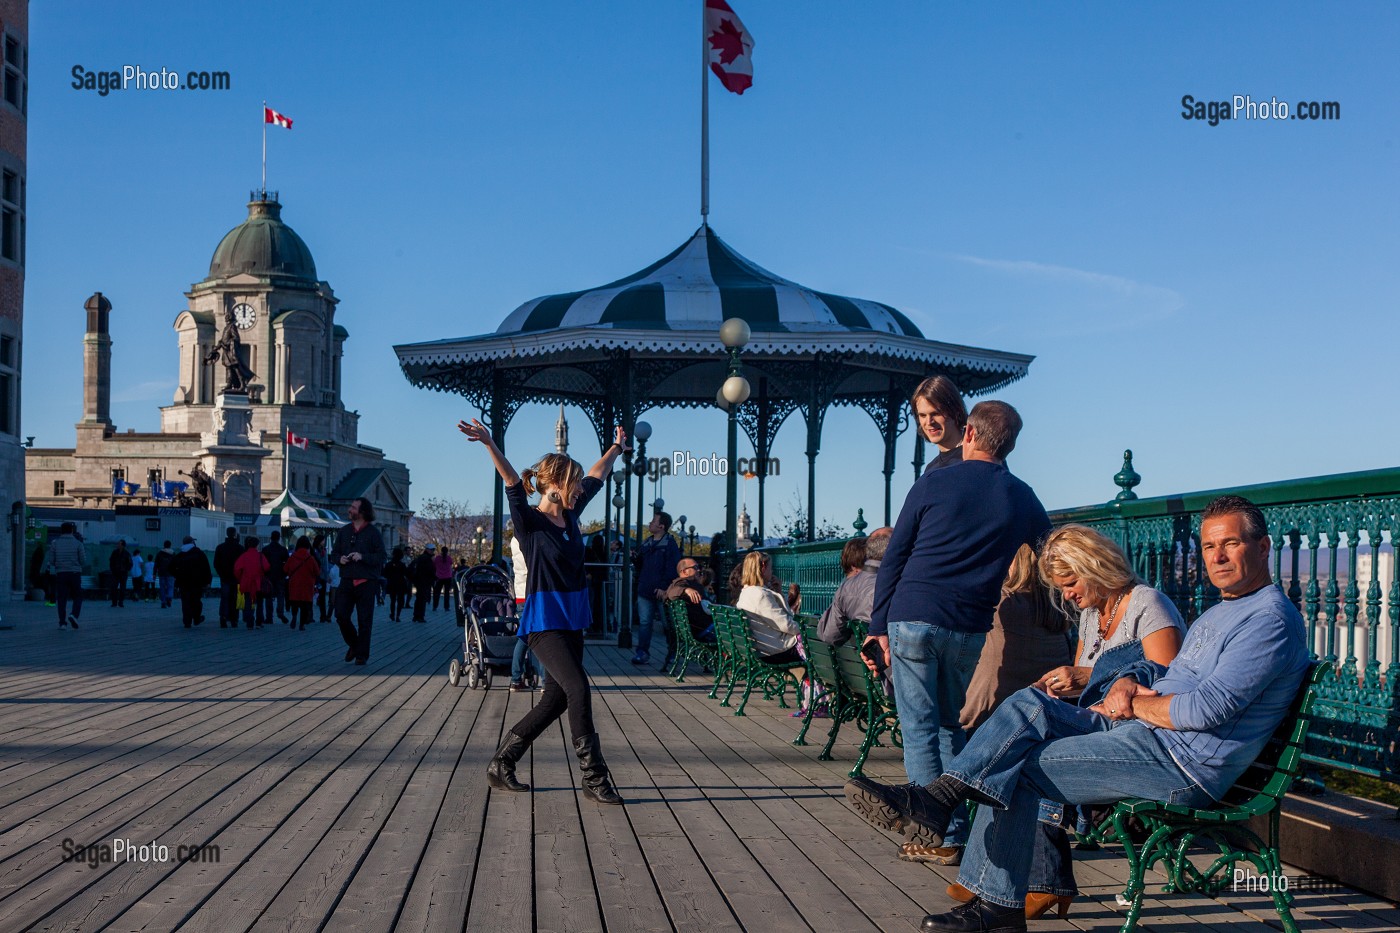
[705,0,754,95]
[264,105,293,129]
[286,428,310,450]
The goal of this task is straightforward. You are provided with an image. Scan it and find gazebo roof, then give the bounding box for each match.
[395,225,1033,411]
[495,226,924,339]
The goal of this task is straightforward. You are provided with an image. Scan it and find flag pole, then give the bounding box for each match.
[284,431,291,495]
[261,100,267,196]
[700,0,709,225]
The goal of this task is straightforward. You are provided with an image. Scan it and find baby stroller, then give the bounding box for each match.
[447,563,537,689]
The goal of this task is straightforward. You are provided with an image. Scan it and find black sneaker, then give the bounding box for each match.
[844,777,953,847]
[921,898,1026,933]
[68,615,80,629]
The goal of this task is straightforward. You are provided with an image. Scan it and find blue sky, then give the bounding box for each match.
[23,1,1400,539]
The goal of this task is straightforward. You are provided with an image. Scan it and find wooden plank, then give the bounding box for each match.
[4,643,450,932]
[393,687,511,933]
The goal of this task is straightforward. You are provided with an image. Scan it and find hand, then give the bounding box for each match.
[862,634,890,675]
[613,425,631,454]
[339,556,349,565]
[683,589,701,604]
[458,418,492,445]
[1090,676,1148,721]
[654,589,666,601]
[1036,665,1086,698]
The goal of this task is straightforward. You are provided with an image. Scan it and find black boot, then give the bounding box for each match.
[487,730,531,792]
[573,733,624,805]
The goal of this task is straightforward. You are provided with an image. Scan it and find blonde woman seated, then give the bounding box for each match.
[735,551,803,665]
[1035,524,1184,704]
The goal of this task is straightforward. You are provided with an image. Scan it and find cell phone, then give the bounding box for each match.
[860,639,887,674]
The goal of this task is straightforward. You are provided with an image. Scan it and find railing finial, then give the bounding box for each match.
[1113,449,1141,502]
[852,508,867,537]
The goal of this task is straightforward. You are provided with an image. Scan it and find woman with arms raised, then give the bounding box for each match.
[461,418,629,805]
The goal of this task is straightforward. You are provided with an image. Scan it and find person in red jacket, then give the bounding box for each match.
[233,537,270,629]
[284,535,322,631]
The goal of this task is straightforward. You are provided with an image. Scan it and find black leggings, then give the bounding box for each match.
[511,630,594,744]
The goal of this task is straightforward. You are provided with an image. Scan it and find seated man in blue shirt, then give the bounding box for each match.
[847,495,1309,933]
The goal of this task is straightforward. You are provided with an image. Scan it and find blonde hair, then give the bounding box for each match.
[740,551,769,588]
[1038,524,1138,601]
[1001,543,1039,595]
[521,453,584,504]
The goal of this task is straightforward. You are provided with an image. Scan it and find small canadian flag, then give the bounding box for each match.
[286,428,310,450]
[264,105,293,129]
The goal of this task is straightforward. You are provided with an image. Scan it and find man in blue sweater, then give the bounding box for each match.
[852,495,1309,933]
[858,400,1051,864]
[632,510,681,667]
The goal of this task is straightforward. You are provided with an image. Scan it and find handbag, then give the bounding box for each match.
[259,577,274,598]
[236,590,246,610]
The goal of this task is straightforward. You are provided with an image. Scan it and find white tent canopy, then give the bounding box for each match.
[258,489,347,529]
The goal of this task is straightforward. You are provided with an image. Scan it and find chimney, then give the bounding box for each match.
[82,292,113,427]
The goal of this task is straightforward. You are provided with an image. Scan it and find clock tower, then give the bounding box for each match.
[158,191,377,509]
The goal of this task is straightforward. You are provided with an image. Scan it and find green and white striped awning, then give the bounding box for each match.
[259,489,347,529]
[495,225,923,338]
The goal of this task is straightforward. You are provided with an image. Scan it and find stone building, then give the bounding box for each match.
[0,0,25,599]
[25,192,411,548]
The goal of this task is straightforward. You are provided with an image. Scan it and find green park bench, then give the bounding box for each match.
[709,604,803,717]
[663,597,718,682]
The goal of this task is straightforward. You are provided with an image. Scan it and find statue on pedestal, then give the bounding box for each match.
[178,462,212,508]
[205,308,256,395]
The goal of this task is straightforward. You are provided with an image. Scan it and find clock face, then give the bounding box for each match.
[232,303,257,329]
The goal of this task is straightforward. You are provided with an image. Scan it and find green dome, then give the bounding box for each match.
[208,195,318,281]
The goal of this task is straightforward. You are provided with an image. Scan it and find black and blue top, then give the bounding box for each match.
[507,475,604,636]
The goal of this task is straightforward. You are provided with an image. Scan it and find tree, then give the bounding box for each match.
[408,497,493,559]
[771,489,848,545]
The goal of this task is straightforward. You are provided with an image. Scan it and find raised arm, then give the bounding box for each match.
[458,418,521,486]
[589,426,630,480]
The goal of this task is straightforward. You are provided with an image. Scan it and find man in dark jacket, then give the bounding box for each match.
[262,529,290,624]
[153,541,176,609]
[663,557,716,643]
[213,527,243,628]
[330,497,387,664]
[631,511,681,667]
[408,544,437,623]
[171,535,214,628]
[108,540,133,607]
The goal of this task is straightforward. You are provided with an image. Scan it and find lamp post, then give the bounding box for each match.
[612,470,628,645]
[677,514,687,555]
[632,420,652,552]
[474,525,484,563]
[718,318,751,561]
[688,524,697,556]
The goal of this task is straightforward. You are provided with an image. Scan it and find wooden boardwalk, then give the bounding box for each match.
[0,598,1395,933]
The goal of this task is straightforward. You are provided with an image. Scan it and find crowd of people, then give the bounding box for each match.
[30,509,475,655]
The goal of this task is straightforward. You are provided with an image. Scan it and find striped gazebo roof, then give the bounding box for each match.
[495,226,924,339]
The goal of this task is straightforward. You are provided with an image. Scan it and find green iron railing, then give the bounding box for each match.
[753,454,1400,787]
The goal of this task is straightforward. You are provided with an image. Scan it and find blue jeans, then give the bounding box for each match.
[512,638,544,681]
[635,595,666,656]
[888,620,985,847]
[949,687,1212,909]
